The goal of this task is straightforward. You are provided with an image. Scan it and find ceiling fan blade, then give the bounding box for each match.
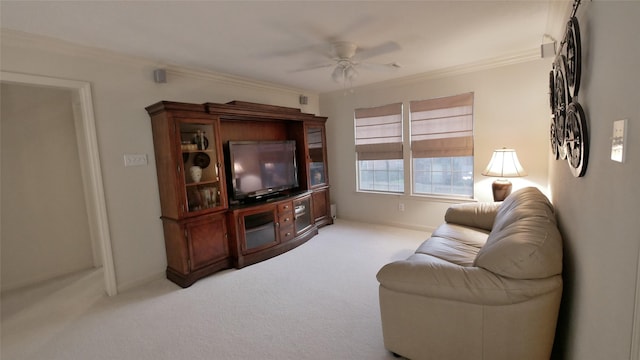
[289,62,335,73]
[355,41,401,61]
[265,44,322,58]
[358,62,401,72]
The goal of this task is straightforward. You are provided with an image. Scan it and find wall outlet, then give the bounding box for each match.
[398,203,405,212]
[124,153,148,167]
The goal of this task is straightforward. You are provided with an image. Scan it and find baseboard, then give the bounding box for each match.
[116,271,166,293]
[335,217,435,233]
[631,246,640,359]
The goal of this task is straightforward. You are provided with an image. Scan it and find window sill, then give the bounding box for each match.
[410,193,477,204]
[355,190,477,204]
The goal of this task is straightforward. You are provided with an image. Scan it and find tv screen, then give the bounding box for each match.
[227,140,299,202]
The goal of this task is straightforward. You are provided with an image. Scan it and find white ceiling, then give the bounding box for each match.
[1,1,566,93]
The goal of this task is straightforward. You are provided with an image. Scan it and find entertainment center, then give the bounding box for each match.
[146,100,332,287]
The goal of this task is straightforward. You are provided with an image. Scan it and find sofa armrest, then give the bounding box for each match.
[444,202,501,231]
[376,253,562,305]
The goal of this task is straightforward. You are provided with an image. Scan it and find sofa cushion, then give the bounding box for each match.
[444,201,501,231]
[474,187,563,279]
[492,187,556,233]
[417,224,489,266]
[377,253,563,304]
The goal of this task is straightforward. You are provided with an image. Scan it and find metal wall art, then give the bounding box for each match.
[549,0,588,177]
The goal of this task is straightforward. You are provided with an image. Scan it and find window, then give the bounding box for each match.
[410,93,474,197]
[354,103,403,193]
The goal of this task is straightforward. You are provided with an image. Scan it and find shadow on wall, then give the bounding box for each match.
[551,214,576,360]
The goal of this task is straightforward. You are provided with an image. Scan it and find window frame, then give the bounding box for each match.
[353,94,475,200]
[354,103,404,194]
[409,93,475,199]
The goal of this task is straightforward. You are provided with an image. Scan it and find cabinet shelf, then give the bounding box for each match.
[185,179,219,187]
[181,149,214,154]
[188,203,219,212]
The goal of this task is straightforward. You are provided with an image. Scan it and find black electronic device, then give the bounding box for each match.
[226,140,299,203]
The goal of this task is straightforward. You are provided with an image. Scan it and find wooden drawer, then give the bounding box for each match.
[278,201,293,214]
[278,212,294,227]
[279,224,295,242]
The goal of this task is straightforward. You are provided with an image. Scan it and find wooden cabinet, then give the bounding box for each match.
[234,204,278,255]
[278,201,296,243]
[306,124,328,188]
[147,102,230,287]
[311,187,332,227]
[227,192,316,269]
[293,196,313,234]
[146,102,227,218]
[147,100,330,287]
[305,123,333,227]
[162,213,230,287]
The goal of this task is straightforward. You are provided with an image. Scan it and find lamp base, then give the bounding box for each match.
[492,179,512,202]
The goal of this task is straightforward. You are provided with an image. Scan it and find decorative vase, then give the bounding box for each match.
[189,165,202,183]
[211,187,217,205]
[199,187,217,207]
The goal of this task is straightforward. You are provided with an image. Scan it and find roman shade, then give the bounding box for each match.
[355,103,403,160]
[410,93,473,158]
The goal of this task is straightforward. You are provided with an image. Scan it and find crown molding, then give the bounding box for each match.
[0,28,315,96]
[2,27,540,98]
[349,47,543,94]
[163,64,314,96]
[1,28,154,66]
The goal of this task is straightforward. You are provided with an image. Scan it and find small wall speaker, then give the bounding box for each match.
[299,95,308,105]
[153,69,167,83]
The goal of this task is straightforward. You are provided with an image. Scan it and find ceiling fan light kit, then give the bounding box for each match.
[294,40,401,87]
[331,60,358,83]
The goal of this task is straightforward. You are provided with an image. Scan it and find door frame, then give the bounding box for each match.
[1,71,117,296]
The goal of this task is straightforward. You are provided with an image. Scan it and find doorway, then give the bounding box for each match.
[1,71,117,296]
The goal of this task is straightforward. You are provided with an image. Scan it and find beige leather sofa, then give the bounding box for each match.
[376,187,563,360]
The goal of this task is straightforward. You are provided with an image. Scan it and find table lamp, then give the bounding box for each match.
[481,148,527,201]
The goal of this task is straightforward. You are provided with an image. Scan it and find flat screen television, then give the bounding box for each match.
[226,140,299,203]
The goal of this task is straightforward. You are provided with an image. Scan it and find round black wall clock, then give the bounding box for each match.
[565,101,588,177]
[554,55,570,160]
[549,68,559,159]
[549,69,556,113]
[547,2,588,177]
[550,120,559,159]
[566,17,582,98]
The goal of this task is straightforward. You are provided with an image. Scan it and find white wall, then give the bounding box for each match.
[0,30,320,291]
[3,4,639,357]
[550,2,640,359]
[320,58,552,231]
[1,83,95,291]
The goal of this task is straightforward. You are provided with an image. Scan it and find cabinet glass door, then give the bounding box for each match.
[179,120,221,213]
[294,197,312,233]
[243,210,276,252]
[307,126,326,187]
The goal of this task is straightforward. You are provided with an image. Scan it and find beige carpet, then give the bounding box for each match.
[1,220,426,360]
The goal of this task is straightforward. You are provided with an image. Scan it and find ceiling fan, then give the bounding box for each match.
[294,40,401,84]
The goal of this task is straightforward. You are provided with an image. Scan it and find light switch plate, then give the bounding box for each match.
[611,119,627,163]
[124,153,148,167]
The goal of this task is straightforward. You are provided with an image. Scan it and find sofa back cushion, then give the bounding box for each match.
[473,187,563,279]
[444,201,501,232]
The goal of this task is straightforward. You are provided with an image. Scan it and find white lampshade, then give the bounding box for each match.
[481,148,527,178]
